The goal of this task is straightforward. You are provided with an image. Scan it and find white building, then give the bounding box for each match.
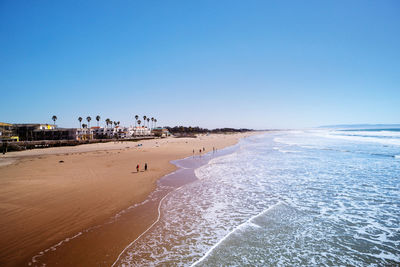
[91,126,133,139]
[130,126,152,136]
[114,126,130,139]
[91,127,115,138]
[76,128,93,140]
[75,126,153,140]
[103,127,114,138]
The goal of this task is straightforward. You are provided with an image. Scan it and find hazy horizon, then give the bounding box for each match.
[1,1,399,129]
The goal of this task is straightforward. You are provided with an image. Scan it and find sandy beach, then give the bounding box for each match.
[0,132,254,266]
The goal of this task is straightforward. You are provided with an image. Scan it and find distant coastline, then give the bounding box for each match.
[319,124,400,129]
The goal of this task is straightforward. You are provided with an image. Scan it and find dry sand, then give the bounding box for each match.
[0,133,255,266]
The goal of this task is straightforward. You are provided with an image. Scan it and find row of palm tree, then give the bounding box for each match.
[77,116,100,128]
[134,115,157,129]
[52,115,158,129]
[105,118,120,128]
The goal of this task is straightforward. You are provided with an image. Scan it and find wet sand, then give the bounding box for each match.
[0,133,255,266]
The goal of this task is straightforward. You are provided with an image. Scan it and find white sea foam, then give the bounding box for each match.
[29,232,83,265]
[111,185,184,267]
[313,131,400,146]
[278,149,300,153]
[114,131,400,266]
[191,202,282,266]
[336,130,400,138]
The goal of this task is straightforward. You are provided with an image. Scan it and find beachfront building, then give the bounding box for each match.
[90,126,131,139]
[4,123,155,142]
[12,123,63,141]
[1,123,79,141]
[0,122,19,142]
[76,128,93,141]
[128,127,135,137]
[152,127,171,137]
[32,128,77,141]
[113,126,129,139]
[131,126,152,136]
[102,127,115,138]
[91,126,106,139]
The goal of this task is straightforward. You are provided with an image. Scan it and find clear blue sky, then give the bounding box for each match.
[1,0,399,129]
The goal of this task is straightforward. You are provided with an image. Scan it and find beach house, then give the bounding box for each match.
[76,128,93,141]
[131,126,152,136]
[152,127,170,137]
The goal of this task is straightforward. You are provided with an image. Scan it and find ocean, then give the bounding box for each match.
[115,129,400,266]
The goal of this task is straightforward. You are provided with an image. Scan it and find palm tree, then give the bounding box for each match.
[82,123,87,128]
[138,120,141,127]
[78,117,82,128]
[86,116,91,128]
[114,121,117,127]
[52,115,57,127]
[151,117,154,129]
[105,118,111,128]
[154,119,157,128]
[96,115,101,127]
[135,115,139,127]
[51,115,58,140]
[143,116,147,127]
[147,118,150,128]
[117,121,120,126]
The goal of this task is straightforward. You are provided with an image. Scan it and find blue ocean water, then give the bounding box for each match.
[117,129,400,266]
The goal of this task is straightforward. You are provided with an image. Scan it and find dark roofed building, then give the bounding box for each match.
[12,124,77,141]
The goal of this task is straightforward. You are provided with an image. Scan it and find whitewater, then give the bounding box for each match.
[114,129,400,266]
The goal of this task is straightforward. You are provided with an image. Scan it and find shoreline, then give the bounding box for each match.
[0,132,258,266]
[110,140,241,267]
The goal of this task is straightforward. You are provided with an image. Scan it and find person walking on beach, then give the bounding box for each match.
[145,163,148,171]
[2,141,8,155]
[136,164,140,172]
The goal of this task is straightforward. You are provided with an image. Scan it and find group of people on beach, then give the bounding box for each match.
[192,146,218,158]
[136,163,147,172]
[193,147,205,157]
